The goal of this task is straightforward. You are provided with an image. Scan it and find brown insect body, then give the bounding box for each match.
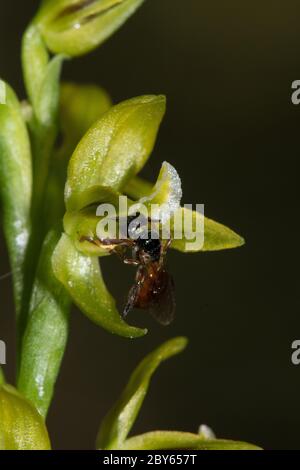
[125,260,175,325]
[134,262,163,309]
[81,222,175,325]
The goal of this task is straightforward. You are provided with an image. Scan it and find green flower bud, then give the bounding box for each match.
[0,384,51,450]
[36,0,146,57]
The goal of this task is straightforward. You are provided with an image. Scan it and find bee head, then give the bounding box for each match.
[136,231,161,263]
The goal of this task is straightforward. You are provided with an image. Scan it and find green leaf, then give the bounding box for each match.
[65,95,166,211]
[37,0,146,57]
[52,233,147,338]
[18,231,71,418]
[97,337,188,450]
[119,432,261,450]
[0,81,32,318]
[0,384,51,450]
[170,208,245,252]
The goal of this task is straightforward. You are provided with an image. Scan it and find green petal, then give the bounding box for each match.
[97,337,187,450]
[65,95,166,211]
[170,208,245,252]
[0,384,51,450]
[18,231,71,418]
[63,191,140,257]
[52,233,146,338]
[63,206,115,257]
[120,432,261,450]
[37,0,146,57]
[125,176,245,252]
[46,82,112,228]
[0,81,32,318]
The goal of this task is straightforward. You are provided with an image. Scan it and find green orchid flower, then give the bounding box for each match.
[0,0,253,450]
[52,94,244,340]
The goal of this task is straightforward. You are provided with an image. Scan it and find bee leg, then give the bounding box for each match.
[123,258,139,266]
[80,236,134,248]
[163,239,172,252]
[79,236,103,248]
[123,244,139,265]
[99,238,133,246]
[159,239,172,266]
[109,244,139,266]
[111,248,137,265]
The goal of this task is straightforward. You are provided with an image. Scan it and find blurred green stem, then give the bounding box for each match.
[0,368,5,386]
[17,126,58,359]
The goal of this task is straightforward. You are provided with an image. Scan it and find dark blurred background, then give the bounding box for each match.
[1,0,300,450]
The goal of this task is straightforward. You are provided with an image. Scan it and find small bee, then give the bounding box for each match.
[80,215,175,325]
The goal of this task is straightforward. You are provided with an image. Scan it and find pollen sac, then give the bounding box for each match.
[35,0,145,57]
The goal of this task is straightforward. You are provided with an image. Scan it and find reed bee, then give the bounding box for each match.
[81,214,175,325]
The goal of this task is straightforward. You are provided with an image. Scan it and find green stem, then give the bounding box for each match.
[0,367,5,386]
[17,122,57,362]
[18,230,71,417]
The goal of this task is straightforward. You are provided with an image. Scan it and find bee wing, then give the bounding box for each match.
[123,281,141,318]
[148,268,176,326]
